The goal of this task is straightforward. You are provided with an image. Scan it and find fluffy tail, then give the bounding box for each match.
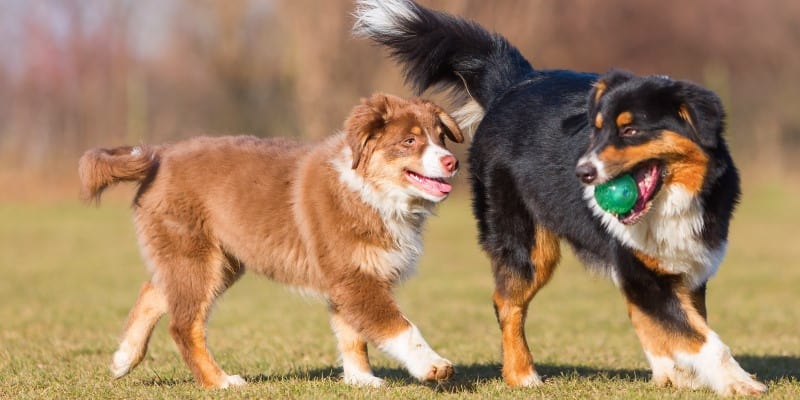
[353,0,533,133]
[78,145,158,204]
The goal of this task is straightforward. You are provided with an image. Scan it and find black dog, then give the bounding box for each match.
[354,0,766,395]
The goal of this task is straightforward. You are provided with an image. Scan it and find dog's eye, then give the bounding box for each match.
[620,127,639,137]
[403,137,416,146]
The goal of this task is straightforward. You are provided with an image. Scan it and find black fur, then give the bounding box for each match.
[358,0,738,292]
[354,2,761,392]
[355,0,531,109]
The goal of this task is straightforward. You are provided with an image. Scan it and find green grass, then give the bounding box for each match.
[1,184,798,399]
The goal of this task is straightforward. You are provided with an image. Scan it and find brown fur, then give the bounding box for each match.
[493,225,560,386]
[597,131,709,194]
[615,111,634,127]
[79,93,463,388]
[594,113,604,129]
[593,81,607,104]
[627,287,709,358]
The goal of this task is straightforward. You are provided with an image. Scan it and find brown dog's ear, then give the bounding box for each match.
[437,111,464,143]
[344,93,392,169]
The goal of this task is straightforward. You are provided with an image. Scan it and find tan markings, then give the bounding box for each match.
[675,287,711,339]
[597,131,709,194]
[616,111,634,127]
[494,290,536,386]
[678,104,695,131]
[531,225,561,287]
[593,80,607,103]
[663,132,709,194]
[494,225,561,387]
[690,287,707,320]
[627,285,709,358]
[633,250,673,276]
[410,126,422,135]
[595,113,604,129]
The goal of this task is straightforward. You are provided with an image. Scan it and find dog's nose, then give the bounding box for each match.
[440,155,458,173]
[576,162,598,184]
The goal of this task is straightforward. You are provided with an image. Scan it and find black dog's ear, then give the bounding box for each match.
[676,83,725,149]
[345,93,393,169]
[588,69,636,118]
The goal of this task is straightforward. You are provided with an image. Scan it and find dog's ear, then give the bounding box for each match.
[423,100,464,144]
[436,109,464,144]
[589,69,636,117]
[345,93,393,169]
[676,83,725,149]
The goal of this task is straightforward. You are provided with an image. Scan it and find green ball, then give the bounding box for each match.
[594,174,638,214]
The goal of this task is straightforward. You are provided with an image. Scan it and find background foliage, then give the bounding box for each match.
[0,0,799,189]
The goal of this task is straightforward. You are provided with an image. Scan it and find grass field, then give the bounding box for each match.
[1,183,798,399]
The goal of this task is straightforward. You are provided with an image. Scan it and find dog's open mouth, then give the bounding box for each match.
[617,161,663,225]
[405,170,452,197]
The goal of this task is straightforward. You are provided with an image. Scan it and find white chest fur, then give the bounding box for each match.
[333,147,431,283]
[585,184,724,289]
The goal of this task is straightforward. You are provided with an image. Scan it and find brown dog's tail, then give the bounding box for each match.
[78,145,158,204]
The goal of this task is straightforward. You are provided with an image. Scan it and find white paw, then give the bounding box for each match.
[673,332,767,396]
[377,324,454,382]
[343,371,385,387]
[411,357,454,382]
[715,364,767,396]
[645,351,677,387]
[722,376,768,396]
[110,350,132,378]
[517,371,543,387]
[218,374,247,388]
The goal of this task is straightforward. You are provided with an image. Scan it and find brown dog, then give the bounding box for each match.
[78,93,464,389]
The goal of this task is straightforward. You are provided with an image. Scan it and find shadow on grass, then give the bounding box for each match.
[138,354,799,391]
[241,362,647,393]
[739,354,800,381]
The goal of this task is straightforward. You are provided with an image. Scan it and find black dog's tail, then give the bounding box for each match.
[353,0,533,134]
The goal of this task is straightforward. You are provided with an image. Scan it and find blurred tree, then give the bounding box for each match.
[0,0,797,183]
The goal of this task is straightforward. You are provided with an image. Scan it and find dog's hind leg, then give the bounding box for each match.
[135,209,246,389]
[162,251,245,389]
[472,171,561,387]
[491,224,560,388]
[619,258,766,395]
[110,281,168,378]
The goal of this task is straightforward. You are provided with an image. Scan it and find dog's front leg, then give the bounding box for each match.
[329,312,384,387]
[327,274,453,383]
[375,317,454,382]
[621,268,767,396]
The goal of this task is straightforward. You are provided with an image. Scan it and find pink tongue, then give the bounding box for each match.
[633,164,659,209]
[420,176,452,194]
